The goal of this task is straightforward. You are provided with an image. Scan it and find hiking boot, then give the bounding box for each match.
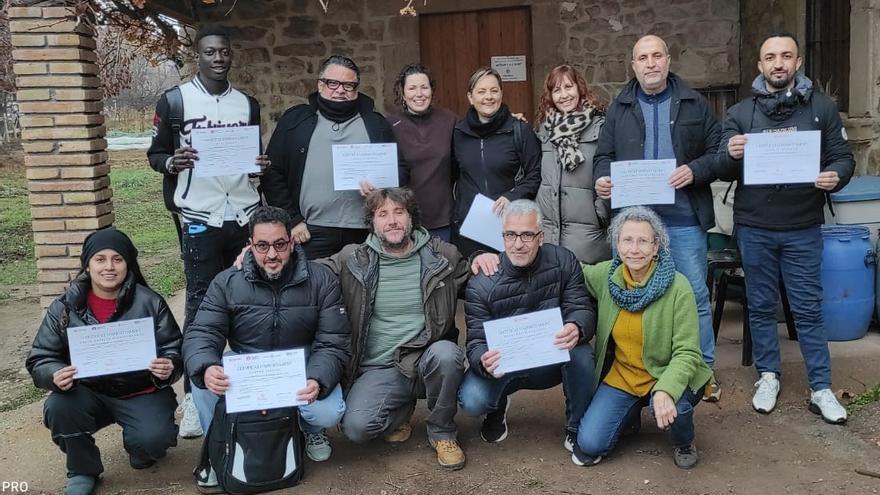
[752,372,780,414]
[195,466,222,494]
[702,378,721,403]
[129,456,156,470]
[570,444,602,467]
[480,396,510,443]
[383,422,412,443]
[178,392,204,439]
[673,443,699,469]
[563,430,577,453]
[809,388,847,424]
[66,475,97,495]
[305,430,332,462]
[429,438,466,470]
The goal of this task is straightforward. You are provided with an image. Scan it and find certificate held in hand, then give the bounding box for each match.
[483,307,570,375]
[190,125,261,178]
[223,349,308,414]
[743,130,820,185]
[332,143,399,190]
[610,159,676,209]
[67,317,157,379]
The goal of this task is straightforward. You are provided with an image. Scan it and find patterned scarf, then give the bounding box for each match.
[608,249,675,312]
[543,107,595,171]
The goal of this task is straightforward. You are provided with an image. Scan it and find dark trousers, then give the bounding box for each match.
[43,386,178,477]
[182,221,249,393]
[301,224,368,260]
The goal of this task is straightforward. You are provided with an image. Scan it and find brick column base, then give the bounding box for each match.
[10,6,112,307]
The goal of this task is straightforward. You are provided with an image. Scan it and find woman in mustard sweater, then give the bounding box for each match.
[573,206,712,469]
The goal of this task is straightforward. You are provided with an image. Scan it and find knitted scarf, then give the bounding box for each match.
[608,249,675,312]
[543,107,595,171]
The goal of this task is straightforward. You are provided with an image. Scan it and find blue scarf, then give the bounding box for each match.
[608,250,675,312]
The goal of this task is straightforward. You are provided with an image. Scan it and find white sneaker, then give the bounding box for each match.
[305,430,332,462]
[196,467,222,494]
[179,393,204,439]
[752,372,780,414]
[809,389,847,424]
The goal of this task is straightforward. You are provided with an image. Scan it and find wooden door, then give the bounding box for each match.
[419,7,533,119]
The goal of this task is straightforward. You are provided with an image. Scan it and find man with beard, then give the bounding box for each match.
[183,206,349,491]
[318,187,477,470]
[263,55,407,260]
[147,24,269,438]
[715,32,854,423]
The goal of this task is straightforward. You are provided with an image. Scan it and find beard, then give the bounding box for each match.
[258,258,285,281]
[377,223,413,251]
[767,72,795,89]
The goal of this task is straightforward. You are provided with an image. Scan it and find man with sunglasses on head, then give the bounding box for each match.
[458,199,597,455]
[183,206,349,491]
[264,55,407,260]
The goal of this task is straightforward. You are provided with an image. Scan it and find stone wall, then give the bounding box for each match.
[198,0,740,124]
[10,5,111,307]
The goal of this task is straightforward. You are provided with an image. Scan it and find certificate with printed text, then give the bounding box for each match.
[483,308,570,374]
[67,317,156,379]
[610,159,676,209]
[332,143,399,190]
[743,130,820,185]
[191,125,261,178]
[224,349,308,413]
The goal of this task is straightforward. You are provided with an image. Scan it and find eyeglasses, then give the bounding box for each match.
[319,78,359,92]
[502,231,543,243]
[252,239,291,254]
[618,237,655,249]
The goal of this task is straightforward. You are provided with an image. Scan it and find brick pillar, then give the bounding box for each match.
[9,5,113,307]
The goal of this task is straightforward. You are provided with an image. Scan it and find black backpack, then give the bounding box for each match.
[196,399,305,494]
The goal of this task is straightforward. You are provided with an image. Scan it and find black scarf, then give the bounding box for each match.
[465,103,511,137]
[316,94,359,123]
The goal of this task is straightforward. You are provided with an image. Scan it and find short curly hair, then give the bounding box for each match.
[363,187,422,233]
[607,206,670,254]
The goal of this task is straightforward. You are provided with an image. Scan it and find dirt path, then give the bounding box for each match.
[1,296,880,494]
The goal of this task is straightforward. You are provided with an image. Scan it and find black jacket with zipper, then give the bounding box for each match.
[183,245,350,399]
[593,73,721,231]
[27,272,183,397]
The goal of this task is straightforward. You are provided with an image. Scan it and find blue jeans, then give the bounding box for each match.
[577,383,703,458]
[736,225,831,390]
[192,381,346,434]
[667,226,714,368]
[457,344,595,433]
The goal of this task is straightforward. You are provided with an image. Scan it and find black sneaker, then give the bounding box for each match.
[480,396,510,443]
[570,444,602,467]
[673,444,699,469]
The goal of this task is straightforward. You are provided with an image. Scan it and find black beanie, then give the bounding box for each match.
[80,228,148,287]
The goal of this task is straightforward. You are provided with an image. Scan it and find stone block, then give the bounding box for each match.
[49,62,100,75]
[13,48,97,62]
[29,193,62,206]
[41,7,77,19]
[35,245,69,258]
[36,256,83,269]
[31,201,112,219]
[63,188,112,204]
[60,163,111,179]
[40,282,71,296]
[66,213,114,231]
[387,15,417,42]
[17,75,101,88]
[28,177,110,192]
[69,244,82,257]
[54,114,104,126]
[32,219,65,231]
[284,16,319,38]
[321,23,340,37]
[22,141,56,153]
[7,7,43,18]
[273,42,327,57]
[38,270,73,282]
[54,88,103,101]
[26,151,107,167]
[45,34,96,49]
[21,126,103,141]
[13,62,48,75]
[26,167,60,179]
[11,34,47,47]
[18,101,102,114]
[9,19,79,34]
[17,88,51,101]
[58,138,107,152]
[21,115,54,127]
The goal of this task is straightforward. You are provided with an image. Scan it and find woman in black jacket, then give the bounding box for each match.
[452,66,542,256]
[26,228,182,495]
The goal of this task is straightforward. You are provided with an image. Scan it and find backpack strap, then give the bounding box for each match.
[165,86,183,150]
[512,120,525,183]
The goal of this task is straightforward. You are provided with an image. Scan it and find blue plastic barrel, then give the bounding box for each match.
[821,225,876,341]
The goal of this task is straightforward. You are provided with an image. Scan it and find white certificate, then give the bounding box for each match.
[743,130,820,185]
[483,307,570,374]
[459,194,504,252]
[67,317,157,379]
[610,159,676,209]
[332,143,399,190]
[224,349,308,414]
[191,125,260,178]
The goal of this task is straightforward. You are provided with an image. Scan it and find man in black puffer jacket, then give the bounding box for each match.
[183,206,350,475]
[458,199,596,454]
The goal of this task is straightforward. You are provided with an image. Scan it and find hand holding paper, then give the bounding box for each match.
[610,159,676,209]
[483,308,570,374]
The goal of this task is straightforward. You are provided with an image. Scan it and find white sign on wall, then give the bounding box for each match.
[490,55,527,82]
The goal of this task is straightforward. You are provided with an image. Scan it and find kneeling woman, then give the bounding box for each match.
[575,206,712,469]
[27,229,183,495]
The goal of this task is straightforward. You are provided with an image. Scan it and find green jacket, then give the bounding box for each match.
[582,260,712,402]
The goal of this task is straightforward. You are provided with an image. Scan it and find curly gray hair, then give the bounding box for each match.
[501,199,543,226]
[607,206,670,254]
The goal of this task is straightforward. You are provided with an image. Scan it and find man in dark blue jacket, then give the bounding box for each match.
[715,32,854,424]
[593,35,721,400]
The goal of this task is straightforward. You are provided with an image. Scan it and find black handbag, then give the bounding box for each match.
[197,398,305,494]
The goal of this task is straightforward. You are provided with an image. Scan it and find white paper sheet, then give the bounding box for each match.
[743,130,821,185]
[459,194,504,252]
[610,159,676,209]
[190,125,261,178]
[483,307,570,374]
[224,349,308,413]
[332,143,399,190]
[67,317,157,379]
